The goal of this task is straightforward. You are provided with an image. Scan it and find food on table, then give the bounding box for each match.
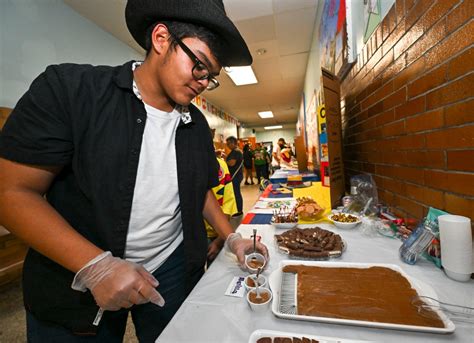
[287,174,303,186]
[248,290,271,304]
[247,259,265,269]
[281,265,445,328]
[275,227,343,259]
[295,197,323,221]
[330,213,359,223]
[273,207,298,223]
[257,337,319,343]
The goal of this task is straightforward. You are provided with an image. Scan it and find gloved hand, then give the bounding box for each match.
[225,233,269,268]
[71,252,165,311]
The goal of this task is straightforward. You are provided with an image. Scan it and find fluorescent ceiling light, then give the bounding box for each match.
[264,125,283,130]
[225,66,258,86]
[258,111,274,118]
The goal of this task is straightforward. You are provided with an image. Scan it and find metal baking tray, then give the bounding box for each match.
[268,260,455,334]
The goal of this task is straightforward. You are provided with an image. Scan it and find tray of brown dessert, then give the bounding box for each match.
[274,227,345,260]
[268,260,455,334]
[248,329,373,343]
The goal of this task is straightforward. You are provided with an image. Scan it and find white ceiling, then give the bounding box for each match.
[63,0,319,130]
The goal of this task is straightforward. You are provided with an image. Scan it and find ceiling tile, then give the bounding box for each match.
[274,7,317,55]
[224,0,273,21]
[272,0,319,14]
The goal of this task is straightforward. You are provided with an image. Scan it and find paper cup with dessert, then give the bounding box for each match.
[246,286,272,312]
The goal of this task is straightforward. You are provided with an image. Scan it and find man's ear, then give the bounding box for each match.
[150,23,171,56]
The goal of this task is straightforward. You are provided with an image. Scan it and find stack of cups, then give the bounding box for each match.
[438,215,473,282]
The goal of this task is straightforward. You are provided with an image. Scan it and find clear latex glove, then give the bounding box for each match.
[71,252,165,311]
[225,233,270,267]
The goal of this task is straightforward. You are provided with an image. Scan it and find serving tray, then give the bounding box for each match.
[248,329,373,343]
[268,260,455,334]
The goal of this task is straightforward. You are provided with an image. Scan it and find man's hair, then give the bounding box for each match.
[145,21,224,64]
[226,136,238,144]
[278,138,286,143]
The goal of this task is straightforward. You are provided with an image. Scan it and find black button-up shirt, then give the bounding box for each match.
[0,61,218,333]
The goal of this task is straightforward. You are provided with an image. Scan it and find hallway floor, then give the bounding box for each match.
[0,182,261,342]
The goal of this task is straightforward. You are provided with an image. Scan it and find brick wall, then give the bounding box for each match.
[340,0,473,223]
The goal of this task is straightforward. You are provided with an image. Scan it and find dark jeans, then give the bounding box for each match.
[255,164,269,183]
[27,243,190,343]
[232,174,243,213]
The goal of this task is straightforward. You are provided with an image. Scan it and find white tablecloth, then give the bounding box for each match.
[157,224,474,342]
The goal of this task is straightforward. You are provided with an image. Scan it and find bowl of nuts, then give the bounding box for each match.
[328,212,362,229]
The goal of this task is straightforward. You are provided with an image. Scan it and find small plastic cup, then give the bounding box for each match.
[243,274,267,292]
[246,287,272,312]
[245,253,266,273]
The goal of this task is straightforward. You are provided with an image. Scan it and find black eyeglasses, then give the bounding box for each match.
[169,32,220,91]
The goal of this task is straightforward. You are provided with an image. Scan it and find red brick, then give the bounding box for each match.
[444,98,474,126]
[422,0,458,31]
[383,87,407,110]
[382,18,406,57]
[375,109,395,126]
[395,96,426,119]
[447,0,474,34]
[394,134,426,150]
[366,46,383,73]
[405,183,425,201]
[425,20,474,70]
[381,120,405,137]
[387,6,397,33]
[394,20,423,60]
[381,55,406,81]
[393,58,425,90]
[406,18,446,66]
[379,189,396,205]
[426,73,474,110]
[425,170,474,196]
[366,102,382,119]
[382,13,391,42]
[425,125,474,149]
[424,170,449,191]
[394,195,425,219]
[447,46,474,81]
[405,183,445,209]
[447,150,474,172]
[383,151,407,165]
[405,0,433,31]
[396,166,425,184]
[374,49,395,78]
[405,0,416,13]
[395,0,405,24]
[407,64,448,98]
[384,177,407,195]
[375,24,383,49]
[444,193,474,220]
[422,187,445,209]
[405,108,444,133]
[405,150,445,169]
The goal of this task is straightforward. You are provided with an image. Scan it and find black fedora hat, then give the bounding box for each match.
[125,0,252,67]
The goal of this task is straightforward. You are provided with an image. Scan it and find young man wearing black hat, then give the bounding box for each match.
[0,1,268,341]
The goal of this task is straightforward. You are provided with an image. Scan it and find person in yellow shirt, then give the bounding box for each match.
[206,157,238,263]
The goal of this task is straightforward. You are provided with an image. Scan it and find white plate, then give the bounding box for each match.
[268,260,455,334]
[248,329,373,343]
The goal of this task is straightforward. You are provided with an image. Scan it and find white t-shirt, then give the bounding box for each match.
[124,103,183,272]
[272,144,281,167]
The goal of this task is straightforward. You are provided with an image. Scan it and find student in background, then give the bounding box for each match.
[242,143,254,185]
[271,137,286,171]
[225,136,243,216]
[253,142,270,184]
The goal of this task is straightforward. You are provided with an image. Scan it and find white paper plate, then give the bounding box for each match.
[269,260,455,334]
[248,329,373,343]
